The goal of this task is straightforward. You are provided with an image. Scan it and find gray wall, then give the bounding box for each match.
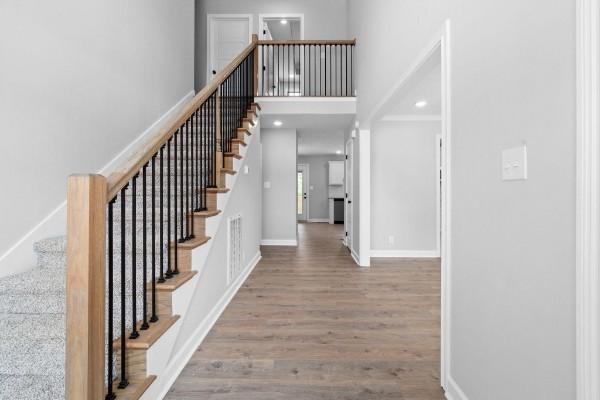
[261,129,297,242]
[0,0,195,276]
[173,122,262,360]
[298,154,346,221]
[371,121,439,253]
[349,0,575,398]
[195,0,349,89]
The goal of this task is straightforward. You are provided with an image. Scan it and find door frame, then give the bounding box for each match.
[297,163,310,221]
[576,0,600,398]
[345,138,354,250]
[206,14,254,84]
[258,13,305,40]
[435,133,442,257]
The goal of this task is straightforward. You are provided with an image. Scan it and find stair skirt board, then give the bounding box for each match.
[0,90,195,279]
[141,251,261,400]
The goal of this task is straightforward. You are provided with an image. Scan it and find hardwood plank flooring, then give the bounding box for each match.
[166,223,444,399]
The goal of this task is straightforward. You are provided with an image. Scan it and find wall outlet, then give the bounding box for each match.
[388,235,395,244]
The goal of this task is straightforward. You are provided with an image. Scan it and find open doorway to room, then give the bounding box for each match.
[258,14,304,40]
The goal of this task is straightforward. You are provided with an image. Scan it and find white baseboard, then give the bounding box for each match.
[0,90,195,278]
[261,239,298,246]
[351,248,360,265]
[150,251,262,400]
[445,375,468,400]
[307,219,329,223]
[371,249,440,258]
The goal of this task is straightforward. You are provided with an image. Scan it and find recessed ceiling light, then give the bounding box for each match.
[289,73,296,78]
[415,100,428,108]
[280,19,288,25]
[336,150,342,154]
[273,120,283,127]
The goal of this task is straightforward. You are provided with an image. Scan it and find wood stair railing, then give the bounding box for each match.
[65,34,260,400]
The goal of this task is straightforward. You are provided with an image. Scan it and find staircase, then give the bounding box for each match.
[0,33,355,400]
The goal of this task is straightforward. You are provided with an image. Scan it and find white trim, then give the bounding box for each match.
[307,219,329,223]
[440,19,453,391]
[576,0,600,399]
[258,13,305,40]
[0,90,195,278]
[436,133,442,256]
[381,114,442,122]
[444,375,469,400]
[345,137,354,252]
[150,251,261,400]
[206,14,254,83]
[351,248,360,266]
[358,129,371,267]
[371,250,439,258]
[297,163,310,221]
[260,239,298,246]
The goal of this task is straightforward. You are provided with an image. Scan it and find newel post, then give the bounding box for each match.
[252,33,259,97]
[65,174,107,400]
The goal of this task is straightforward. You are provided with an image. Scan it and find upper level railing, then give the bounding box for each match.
[65,34,354,400]
[256,39,356,97]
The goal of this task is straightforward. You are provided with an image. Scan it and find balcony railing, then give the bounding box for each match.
[256,39,356,97]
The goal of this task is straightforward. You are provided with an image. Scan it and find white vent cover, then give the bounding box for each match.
[227,213,243,285]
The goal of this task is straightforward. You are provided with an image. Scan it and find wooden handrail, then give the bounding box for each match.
[257,39,356,45]
[106,35,259,200]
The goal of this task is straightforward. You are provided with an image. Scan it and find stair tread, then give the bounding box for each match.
[194,209,221,217]
[113,315,179,350]
[231,138,247,146]
[171,235,211,250]
[207,187,229,193]
[221,168,236,175]
[156,271,197,291]
[224,152,243,159]
[111,375,156,400]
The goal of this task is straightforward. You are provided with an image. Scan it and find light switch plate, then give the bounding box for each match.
[244,165,249,174]
[263,181,271,189]
[502,145,527,181]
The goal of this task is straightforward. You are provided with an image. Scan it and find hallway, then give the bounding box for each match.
[166,223,444,399]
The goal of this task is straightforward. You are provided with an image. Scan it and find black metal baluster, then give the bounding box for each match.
[188,119,194,239]
[351,45,353,96]
[118,188,129,389]
[150,155,158,322]
[141,165,149,330]
[130,175,139,340]
[166,139,172,279]
[179,126,185,242]
[173,131,179,275]
[158,146,165,283]
[106,199,116,400]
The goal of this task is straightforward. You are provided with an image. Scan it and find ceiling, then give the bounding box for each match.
[261,114,353,156]
[380,47,441,120]
[265,18,301,40]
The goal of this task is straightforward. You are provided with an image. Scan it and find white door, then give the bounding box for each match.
[345,139,353,249]
[208,15,251,81]
[297,165,309,221]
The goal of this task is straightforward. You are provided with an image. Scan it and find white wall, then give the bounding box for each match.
[261,129,298,244]
[298,154,346,221]
[371,121,439,254]
[0,0,195,277]
[195,0,350,89]
[349,1,575,399]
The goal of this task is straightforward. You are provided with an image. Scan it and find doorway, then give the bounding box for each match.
[258,14,304,40]
[297,164,309,221]
[207,14,253,82]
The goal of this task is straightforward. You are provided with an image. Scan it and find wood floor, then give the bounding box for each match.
[166,223,444,399]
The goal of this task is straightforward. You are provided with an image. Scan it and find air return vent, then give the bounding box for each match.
[227,213,243,285]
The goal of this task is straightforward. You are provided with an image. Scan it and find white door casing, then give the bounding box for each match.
[345,139,354,250]
[297,164,309,221]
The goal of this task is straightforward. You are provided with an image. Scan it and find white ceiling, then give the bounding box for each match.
[380,47,441,120]
[265,19,301,40]
[261,114,353,156]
